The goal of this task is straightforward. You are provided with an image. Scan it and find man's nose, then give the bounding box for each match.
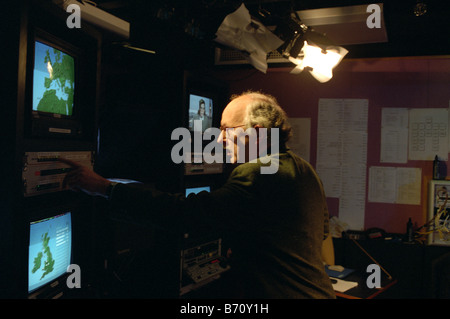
[217,130,225,145]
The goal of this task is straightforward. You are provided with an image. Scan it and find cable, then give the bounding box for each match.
[350,238,393,280]
[416,189,450,240]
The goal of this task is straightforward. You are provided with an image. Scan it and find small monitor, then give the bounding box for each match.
[28,212,72,294]
[25,27,98,140]
[188,94,213,132]
[32,40,75,117]
[185,186,211,197]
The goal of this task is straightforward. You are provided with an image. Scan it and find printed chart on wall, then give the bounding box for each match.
[288,117,311,162]
[408,108,448,161]
[371,107,448,206]
[316,98,368,230]
[368,166,422,205]
[380,108,409,163]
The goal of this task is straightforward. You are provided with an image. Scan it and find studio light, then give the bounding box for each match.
[276,15,348,82]
[289,33,348,82]
[214,5,348,82]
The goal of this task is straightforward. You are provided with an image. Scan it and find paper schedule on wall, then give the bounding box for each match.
[368,166,422,205]
[316,98,368,230]
[408,108,448,161]
[380,108,408,163]
[288,118,311,162]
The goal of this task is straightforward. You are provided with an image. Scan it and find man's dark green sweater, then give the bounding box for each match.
[110,150,335,299]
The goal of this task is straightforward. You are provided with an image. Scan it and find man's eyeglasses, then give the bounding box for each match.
[219,124,246,134]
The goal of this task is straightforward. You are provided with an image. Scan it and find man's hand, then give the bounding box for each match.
[59,158,111,197]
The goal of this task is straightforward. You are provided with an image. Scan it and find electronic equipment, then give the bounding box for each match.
[185,186,211,197]
[24,26,98,140]
[185,162,224,175]
[179,238,230,295]
[22,151,93,197]
[184,152,223,175]
[183,71,226,136]
[28,211,72,298]
[56,0,130,39]
[27,29,82,139]
[188,93,214,133]
[427,180,450,246]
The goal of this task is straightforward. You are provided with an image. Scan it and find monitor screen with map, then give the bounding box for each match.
[28,212,72,293]
[32,40,75,117]
[25,29,92,139]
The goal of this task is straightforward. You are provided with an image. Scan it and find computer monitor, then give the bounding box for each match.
[28,212,72,294]
[183,70,228,134]
[32,40,75,117]
[188,94,214,133]
[25,27,98,140]
[185,186,211,197]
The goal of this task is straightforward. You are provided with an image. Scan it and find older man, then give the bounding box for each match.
[62,91,335,299]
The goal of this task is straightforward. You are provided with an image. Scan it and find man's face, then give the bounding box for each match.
[199,103,205,116]
[218,96,253,164]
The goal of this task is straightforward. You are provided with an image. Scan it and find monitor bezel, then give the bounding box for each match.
[30,33,79,120]
[187,91,215,133]
[27,210,73,296]
[24,27,93,140]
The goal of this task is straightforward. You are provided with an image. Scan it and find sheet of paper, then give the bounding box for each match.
[368,166,397,203]
[408,108,448,161]
[316,99,368,230]
[288,118,310,162]
[396,167,422,205]
[340,162,367,230]
[380,108,409,163]
[316,163,341,198]
[331,278,358,293]
[368,166,422,205]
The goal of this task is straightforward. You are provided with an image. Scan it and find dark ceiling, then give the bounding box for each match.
[94,0,450,60]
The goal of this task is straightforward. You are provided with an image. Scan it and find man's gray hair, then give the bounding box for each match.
[231,91,292,146]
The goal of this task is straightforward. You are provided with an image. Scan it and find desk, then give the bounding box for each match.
[333,237,450,298]
[332,271,397,299]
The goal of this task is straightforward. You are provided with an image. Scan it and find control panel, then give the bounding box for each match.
[22,151,93,197]
[179,238,230,295]
[184,152,223,176]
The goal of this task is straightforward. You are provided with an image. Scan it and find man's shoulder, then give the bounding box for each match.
[231,152,291,175]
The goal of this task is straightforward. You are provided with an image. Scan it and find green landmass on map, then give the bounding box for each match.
[31,232,55,280]
[36,48,74,116]
[31,252,43,273]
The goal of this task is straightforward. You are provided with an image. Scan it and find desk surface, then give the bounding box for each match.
[332,271,397,299]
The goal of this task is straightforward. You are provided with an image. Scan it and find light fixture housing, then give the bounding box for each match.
[289,30,348,82]
[276,16,348,82]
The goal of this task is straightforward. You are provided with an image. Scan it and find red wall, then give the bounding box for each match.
[213,56,450,234]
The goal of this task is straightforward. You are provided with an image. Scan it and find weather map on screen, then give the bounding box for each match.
[33,41,75,116]
[28,212,72,293]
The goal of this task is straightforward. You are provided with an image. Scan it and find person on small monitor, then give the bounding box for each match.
[60,91,335,299]
[191,99,212,132]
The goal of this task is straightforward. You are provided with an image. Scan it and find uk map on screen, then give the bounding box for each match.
[28,213,72,293]
[33,41,75,116]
